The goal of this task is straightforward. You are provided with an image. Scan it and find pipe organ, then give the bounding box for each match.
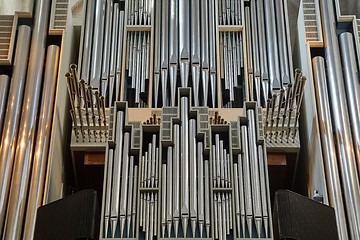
[0,0,359,239]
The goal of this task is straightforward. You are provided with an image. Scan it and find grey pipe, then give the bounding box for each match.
[153,0,161,107]
[180,96,189,234]
[312,56,349,240]
[22,45,60,240]
[320,0,360,238]
[81,0,95,80]
[116,10,125,102]
[166,147,173,236]
[0,25,31,237]
[0,75,9,138]
[3,9,52,235]
[109,3,119,105]
[101,0,113,87]
[200,0,210,106]
[339,32,360,176]
[173,123,180,237]
[90,0,106,89]
[209,0,217,107]
[264,0,280,90]
[275,0,290,86]
[197,142,205,238]
[110,111,124,237]
[104,149,114,237]
[189,119,197,236]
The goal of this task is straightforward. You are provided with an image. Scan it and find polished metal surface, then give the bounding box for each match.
[81,0,95,80]
[90,0,106,89]
[22,45,60,240]
[5,44,56,240]
[320,0,360,238]
[339,32,360,176]
[312,56,348,240]
[0,75,9,138]
[0,25,31,237]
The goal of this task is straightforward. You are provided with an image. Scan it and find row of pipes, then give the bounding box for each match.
[0,0,60,239]
[79,0,125,106]
[102,95,271,239]
[79,0,295,109]
[244,0,294,108]
[310,1,360,239]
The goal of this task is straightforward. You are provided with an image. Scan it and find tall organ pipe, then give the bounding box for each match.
[0,75,9,137]
[90,0,106,89]
[22,45,60,240]
[320,0,360,238]
[312,56,349,240]
[0,25,31,237]
[81,0,95,80]
[339,32,360,175]
[3,0,51,238]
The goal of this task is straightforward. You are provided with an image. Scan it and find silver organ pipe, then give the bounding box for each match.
[0,75,9,138]
[319,0,360,238]
[8,0,360,238]
[3,0,52,236]
[312,56,349,240]
[23,45,60,240]
[0,25,32,238]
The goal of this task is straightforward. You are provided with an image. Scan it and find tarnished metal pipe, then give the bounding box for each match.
[312,56,348,240]
[3,0,53,231]
[320,0,360,238]
[22,45,60,240]
[0,25,31,237]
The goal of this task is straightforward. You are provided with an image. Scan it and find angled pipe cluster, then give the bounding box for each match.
[65,64,108,142]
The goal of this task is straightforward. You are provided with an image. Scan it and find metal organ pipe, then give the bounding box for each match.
[0,75,9,138]
[320,0,360,238]
[312,56,349,240]
[81,0,95,80]
[2,0,51,237]
[23,45,60,240]
[90,0,106,89]
[0,25,31,237]
[339,32,360,176]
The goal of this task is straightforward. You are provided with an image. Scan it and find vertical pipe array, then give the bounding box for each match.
[312,57,348,240]
[23,46,60,240]
[80,0,125,106]
[0,25,31,237]
[154,0,218,107]
[102,100,272,239]
[319,0,360,238]
[3,0,52,229]
[240,0,294,107]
